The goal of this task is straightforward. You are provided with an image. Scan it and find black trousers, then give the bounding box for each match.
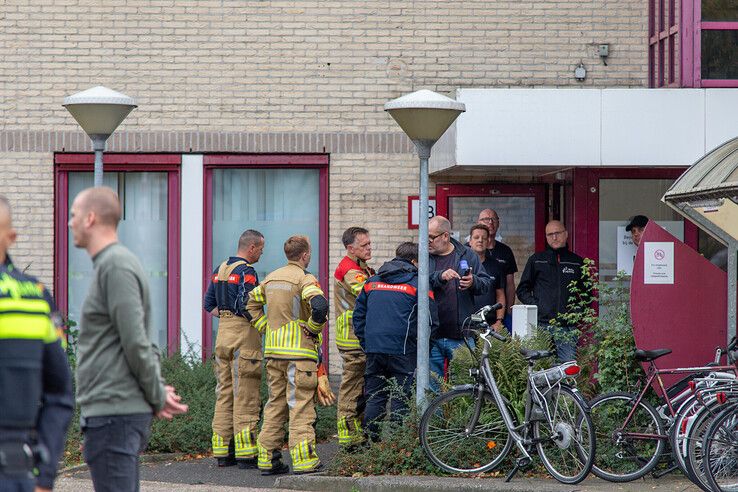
[362,352,415,441]
[81,413,153,492]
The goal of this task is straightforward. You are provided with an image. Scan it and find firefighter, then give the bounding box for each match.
[333,227,374,447]
[247,235,328,475]
[0,196,73,491]
[203,229,265,469]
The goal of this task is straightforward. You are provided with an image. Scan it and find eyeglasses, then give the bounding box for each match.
[479,217,499,223]
[428,232,446,242]
[546,230,566,238]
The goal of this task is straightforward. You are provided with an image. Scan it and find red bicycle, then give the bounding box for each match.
[588,342,737,483]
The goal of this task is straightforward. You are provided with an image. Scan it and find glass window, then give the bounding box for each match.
[448,196,535,288]
[210,168,320,339]
[702,1,738,21]
[68,172,169,349]
[701,30,738,79]
[598,179,683,281]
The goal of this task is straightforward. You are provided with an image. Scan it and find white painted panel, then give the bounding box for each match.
[456,88,601,166]
[180,154,203,355]
[602,89,705,166]
[706,90,738,152]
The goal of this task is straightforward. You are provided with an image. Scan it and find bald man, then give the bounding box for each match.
[516,220,585,362]
[0,196,73,491]
[70,187,188,492]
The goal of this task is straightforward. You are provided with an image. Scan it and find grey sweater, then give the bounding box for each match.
[76,242,166,417]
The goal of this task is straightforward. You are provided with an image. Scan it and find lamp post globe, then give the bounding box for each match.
[63,86,137,187]
[385,89,465,407]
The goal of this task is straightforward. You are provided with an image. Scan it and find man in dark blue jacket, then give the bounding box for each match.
[354,242,439,441]
[0,196,73,491]
[428,216,490,389]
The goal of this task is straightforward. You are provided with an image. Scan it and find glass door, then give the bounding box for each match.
[436,184,547,289]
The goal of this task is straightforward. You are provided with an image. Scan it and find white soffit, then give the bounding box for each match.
[456,88,601,166]
[706,90,738,151]
[601,89,704,166]
[448,88,732,170]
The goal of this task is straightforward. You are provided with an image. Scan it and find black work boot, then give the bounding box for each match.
[237,457,258,469]
[260,451,290,476]
[217,437,237,467]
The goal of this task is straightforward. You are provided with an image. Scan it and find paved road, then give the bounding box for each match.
[61,440,340,489]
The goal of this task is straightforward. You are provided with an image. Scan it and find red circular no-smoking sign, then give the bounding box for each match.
[654,249,666,260]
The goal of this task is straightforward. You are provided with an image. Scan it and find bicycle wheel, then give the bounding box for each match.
[684,398,728,492]
[420,387,513,473]
[670,394,705,484]
[588,391,665,482]
[533,385,595,484]
[702,403,738,492]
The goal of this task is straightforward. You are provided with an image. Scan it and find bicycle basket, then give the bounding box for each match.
[530,361,579,388]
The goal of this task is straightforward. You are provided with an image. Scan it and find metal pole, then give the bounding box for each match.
[415,140,434,408]
[92,135,107,187]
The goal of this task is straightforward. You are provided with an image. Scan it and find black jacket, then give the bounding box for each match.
[516,245,585,323]
[429,238,491,338]
[354,258,439,355]
[0,258,74,489]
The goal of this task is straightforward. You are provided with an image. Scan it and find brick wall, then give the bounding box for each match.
[0,0,649,367]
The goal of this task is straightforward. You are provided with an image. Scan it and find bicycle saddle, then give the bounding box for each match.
[520,348,555,360]
[634,348,672,362]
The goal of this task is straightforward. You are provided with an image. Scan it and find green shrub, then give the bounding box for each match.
[63,349,337,463]
[329,381,439,476]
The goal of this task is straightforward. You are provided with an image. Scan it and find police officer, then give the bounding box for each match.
[333,227,374,447]
[204,229,265,469]
[0,196,73,491]
[247,235,328,475]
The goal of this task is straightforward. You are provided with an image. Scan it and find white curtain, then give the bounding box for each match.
[68,172,169,350]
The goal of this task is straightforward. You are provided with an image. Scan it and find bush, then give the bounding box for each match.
[329,381,439,476]
[64,349,337,464]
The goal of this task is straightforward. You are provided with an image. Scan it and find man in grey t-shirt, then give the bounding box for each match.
[69,187,188,492]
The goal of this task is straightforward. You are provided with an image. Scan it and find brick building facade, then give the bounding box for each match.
[1,0,735,366]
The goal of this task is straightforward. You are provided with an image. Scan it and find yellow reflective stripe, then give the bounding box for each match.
[306,317,323,334]
[337,338,361,349]
[0,314,56,342]
[253,315,268,333]
[257,443,271,469]
[335,310,359,348]
[264,347,318,361]
[251,286,265,303]
[234,427,257,458]
[350,282,363,296]
[212,433,229,456]
[301,285,323,300]
[0,298,50,313]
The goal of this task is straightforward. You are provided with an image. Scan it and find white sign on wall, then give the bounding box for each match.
[644,241,674,284]
[616,226,637,275]
[408,196,437,229]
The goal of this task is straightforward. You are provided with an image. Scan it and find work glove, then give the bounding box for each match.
[316,363,335,406]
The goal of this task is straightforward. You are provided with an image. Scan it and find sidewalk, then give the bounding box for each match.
[59,447,701,492]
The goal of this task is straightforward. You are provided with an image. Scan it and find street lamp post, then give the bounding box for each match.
[63,86,137,187]
[385,90,465,407]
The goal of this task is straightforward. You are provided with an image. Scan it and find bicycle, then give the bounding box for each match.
[419,304,596,484]
[701,401,738,492]
[589,341,738,483]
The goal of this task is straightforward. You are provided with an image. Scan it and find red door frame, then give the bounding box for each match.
[54,153,182,354]
[201,154,330,362]
[435,183,548,251]
[571,167,698,263]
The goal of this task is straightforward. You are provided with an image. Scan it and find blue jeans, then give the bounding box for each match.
[540,324,576,362]
[363,353,415,441]
[430,337,475,391]
[0,478,33,492]
[81,413,153,492]
[503,313,513,335]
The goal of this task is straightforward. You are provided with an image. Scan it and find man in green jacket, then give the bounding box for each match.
[69,187,188,492]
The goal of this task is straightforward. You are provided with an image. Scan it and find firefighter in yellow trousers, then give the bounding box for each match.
[204,230,265,469]
[247,235,328,475]
[333,227,374,446]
